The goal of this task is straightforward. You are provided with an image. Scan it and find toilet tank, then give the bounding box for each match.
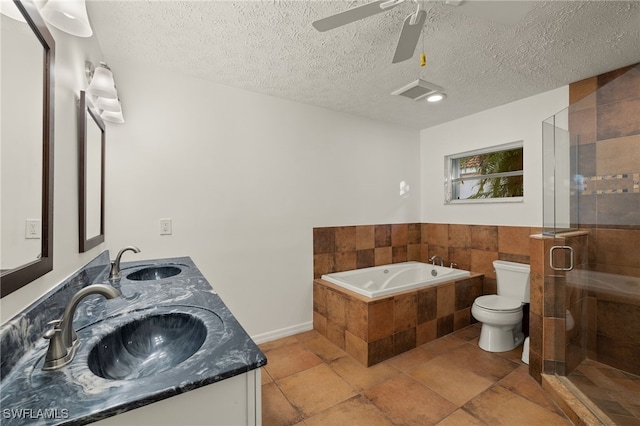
[493,260,530,303]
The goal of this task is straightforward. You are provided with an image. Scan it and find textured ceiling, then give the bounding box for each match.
[87,1,640,129]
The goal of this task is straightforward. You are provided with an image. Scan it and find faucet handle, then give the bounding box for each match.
[43,327,68,369]
[47,319,62,328]
[450,262,457,269]
[43,328,59,339]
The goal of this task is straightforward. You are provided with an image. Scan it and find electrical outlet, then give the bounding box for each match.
[160,219,172,235]
[25,219,41,239]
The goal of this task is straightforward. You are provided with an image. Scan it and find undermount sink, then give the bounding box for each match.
[88,313,207,380]
[126,266,182,281]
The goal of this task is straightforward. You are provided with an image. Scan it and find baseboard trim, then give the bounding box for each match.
[251,321,313,345]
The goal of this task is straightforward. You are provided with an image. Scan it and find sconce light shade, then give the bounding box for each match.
[0,1,27,22]
[87,65,117,99]
[41,0,92,37]
[101,109,125,124]
[95,97,121,113]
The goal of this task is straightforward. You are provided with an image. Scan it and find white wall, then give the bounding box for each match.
[420,87,569,226]
[103,60,420,340]
[0,26,568,340]
[1,26,107,323]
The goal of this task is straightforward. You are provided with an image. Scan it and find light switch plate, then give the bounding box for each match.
[25,219,41,239]
[160,219,172,235]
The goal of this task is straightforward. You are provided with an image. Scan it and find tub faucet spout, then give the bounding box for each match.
[43,284,121,370]
[429,255,444,266]
[109,245,141,280]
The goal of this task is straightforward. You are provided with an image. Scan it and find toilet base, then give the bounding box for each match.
[478,324,524,353]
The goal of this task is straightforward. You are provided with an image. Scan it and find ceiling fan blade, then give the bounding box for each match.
[312,0,402,32]
[392,10,427,64]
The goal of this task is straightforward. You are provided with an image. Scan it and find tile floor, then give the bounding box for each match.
[567,359,640,425]
[260,324,572,425]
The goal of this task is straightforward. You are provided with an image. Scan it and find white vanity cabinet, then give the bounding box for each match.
[94,369,262,426]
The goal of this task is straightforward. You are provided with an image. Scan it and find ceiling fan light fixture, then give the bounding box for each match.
[391,79,443,101]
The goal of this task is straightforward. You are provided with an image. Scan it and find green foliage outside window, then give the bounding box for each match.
[460,148,523,198]
[450,145,524,201]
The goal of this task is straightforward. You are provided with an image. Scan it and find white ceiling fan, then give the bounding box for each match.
[312,0,427,64]
[312,0,536,64]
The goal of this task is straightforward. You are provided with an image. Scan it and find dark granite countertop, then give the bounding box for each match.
[0,252,267,425]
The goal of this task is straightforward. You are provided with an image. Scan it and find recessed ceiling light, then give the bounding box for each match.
[426,93,446,103]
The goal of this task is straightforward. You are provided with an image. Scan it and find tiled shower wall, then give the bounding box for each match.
[528,63,640,382]
[570,63,640,227]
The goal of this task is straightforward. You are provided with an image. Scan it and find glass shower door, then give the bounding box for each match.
[541,64,640,423]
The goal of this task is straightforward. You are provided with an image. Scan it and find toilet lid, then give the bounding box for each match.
[475,295,521,312]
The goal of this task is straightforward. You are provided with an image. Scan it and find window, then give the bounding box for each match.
[445,141,524,203]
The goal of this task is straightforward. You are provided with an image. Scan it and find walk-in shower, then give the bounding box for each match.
[540,64,639,423]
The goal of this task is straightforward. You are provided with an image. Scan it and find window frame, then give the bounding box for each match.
[444,141,524,204]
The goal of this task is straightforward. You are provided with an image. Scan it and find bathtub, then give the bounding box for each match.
[321,261,471,298]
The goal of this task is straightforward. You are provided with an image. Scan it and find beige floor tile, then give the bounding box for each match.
[608,413,640,426]
[463,385,571,425]
[329,355,399,392]
[262,367,274,385]
[494,344,525,363]
[264,342,323,381]
[383,346,437,371]
[614,377,640,395]
[499,365,566,417]
[451,324,482,341]
[262,382,302,426]
[420,335,466,356]
[277,364,357,417]
[363,374,457,425]
[408,356,494,406]
[590,398,635,417]
[294,329,322,343]
[304,395,394,426]
[259,335,300,352]
[443,342,520,381]
[577,363,625,391]
[620,401,640,418]
[435,408,487,425]
[302,333,348,362]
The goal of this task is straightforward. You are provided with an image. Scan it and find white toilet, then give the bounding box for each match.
[472,260,530,352]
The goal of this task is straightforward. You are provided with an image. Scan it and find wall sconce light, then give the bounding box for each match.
[94,96,120,112]
[85,61,125,123]
[40,0,92,37]
[86,62,117,99]
[100,110,125,124]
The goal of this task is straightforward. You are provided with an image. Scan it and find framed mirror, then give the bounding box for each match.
[1,0,55,297]
[78,91,105,252]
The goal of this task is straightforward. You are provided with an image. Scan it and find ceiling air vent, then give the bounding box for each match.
[391,79,443,101]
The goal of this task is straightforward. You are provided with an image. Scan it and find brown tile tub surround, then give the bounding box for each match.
[314,274,483,366]
[313,223,538,365]
[313,223,537,279]
[313,224,422,278]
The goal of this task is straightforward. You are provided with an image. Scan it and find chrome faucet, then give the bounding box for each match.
[429,255,444,266]
[43,284,121,370]
[109,245,141,280]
